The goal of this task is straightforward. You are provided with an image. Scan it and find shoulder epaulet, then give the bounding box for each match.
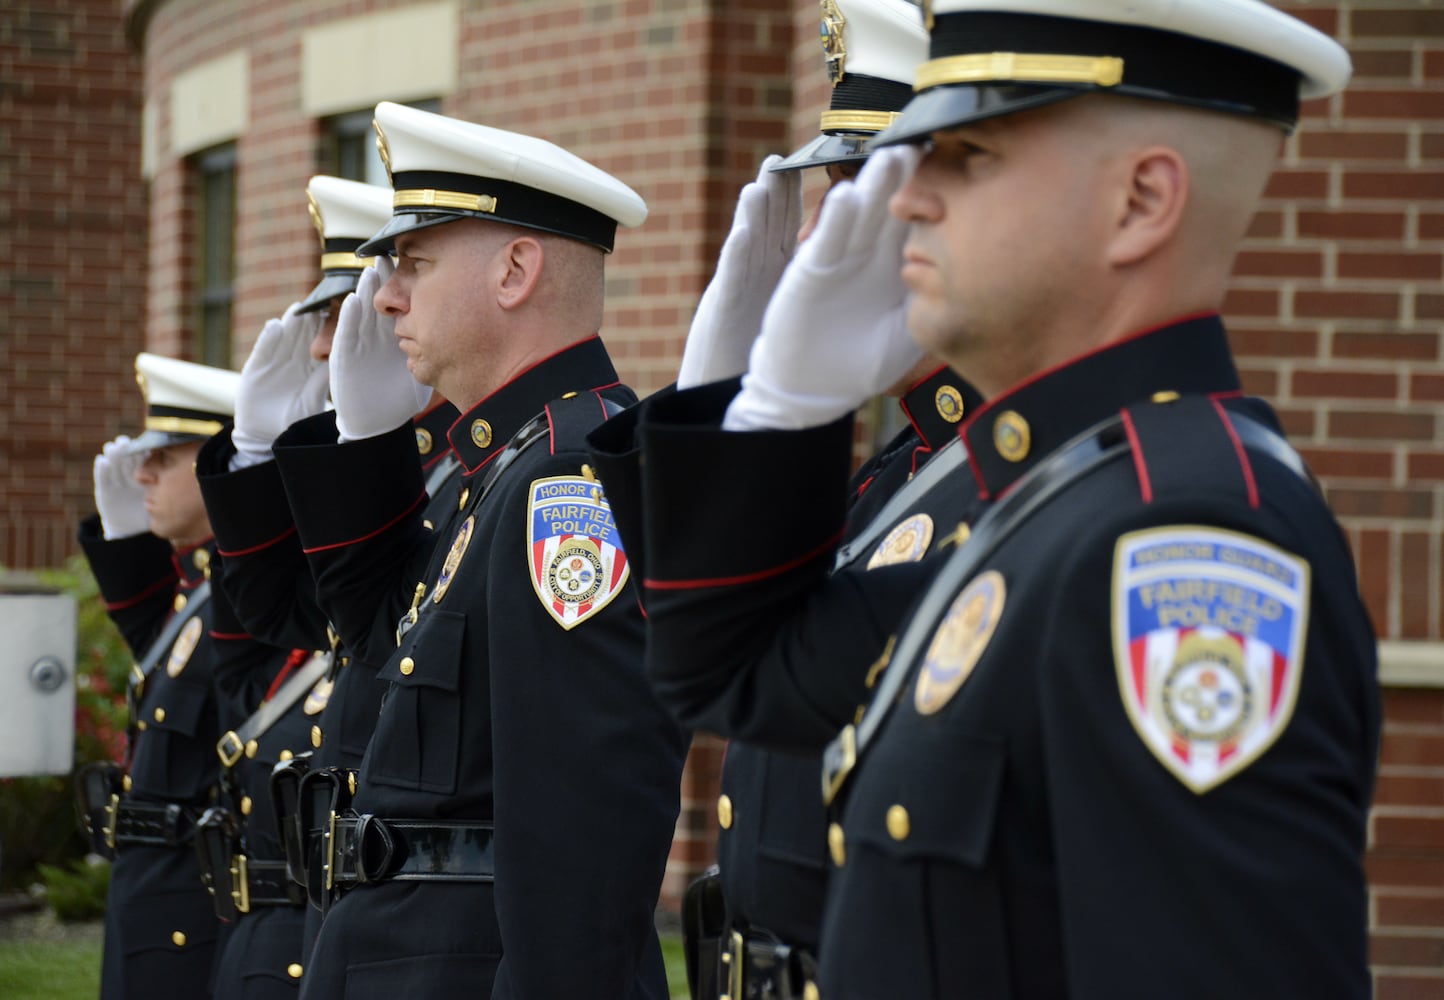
[543,390,626,456]
[1119,394,1280,509]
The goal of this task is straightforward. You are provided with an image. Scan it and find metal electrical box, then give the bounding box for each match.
[0,582,77,778]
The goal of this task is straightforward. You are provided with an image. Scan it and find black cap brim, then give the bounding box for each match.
[297,271,367,314]
[771,133,878,173]
[357,211,468,257]
[116,430,210,456]
[869,84,1084,148]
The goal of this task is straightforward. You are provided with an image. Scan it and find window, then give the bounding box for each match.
[194,144,237,367]
[324,100,440,183]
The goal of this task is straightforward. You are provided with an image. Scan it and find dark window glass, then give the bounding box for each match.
[324,100,440,184]
[195,144,237,367]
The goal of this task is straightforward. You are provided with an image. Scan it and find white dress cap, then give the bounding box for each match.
[123,353,241,454]
[298,176,393,314]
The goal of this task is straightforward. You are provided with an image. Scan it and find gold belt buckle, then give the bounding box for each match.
[216,730,245,768]
[324,810,338,892]
[719,929,744,1000]
[103,793,120,851]
[230,854,250,914]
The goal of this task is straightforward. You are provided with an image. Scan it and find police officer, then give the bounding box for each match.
[194,175,461,970]
[599,0,1379,996]
[79,354,292,1000]
[591,4,980,998]
[258,103,686,999]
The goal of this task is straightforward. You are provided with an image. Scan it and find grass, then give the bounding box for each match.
[0,912,691,1000]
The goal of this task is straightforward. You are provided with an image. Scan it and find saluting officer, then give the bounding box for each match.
[256,103,686,999]
[590,3,979,998]
[79,355,291,1000]
[600,0,1380,996]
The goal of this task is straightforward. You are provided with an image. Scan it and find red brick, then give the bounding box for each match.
[1228,326,1320,359]
[1295,290,1400,320]
[1351,10,1444,37]
[1338,252,1444,282]
[1348,49,1418,80]
[1298,211,1407,240]
[1222,288,1281,319]
[1376,974,1444,1000]
[1329,409,1436,442]
[1380,732,1444,769]
[1334,332,1440,363]
[1375,892,1444,928]
[1345,90,1444,120]
[1355,527,1391,629]
[1296,446,1394,480]
[1234,249,1324,279]
[1298,130,1410,160]
[1293,369,1399,401]
[1401,534,1437,638]
[1345,171,1444,201]
[1372,775,1444,810]
[1384,689,1444,725]
[1263,168,1330,199]
[1369,932,1444,967]
[1237,366,1278,397]
[1406,451,1444,481]
[1327,487,1434,520]
[1244,210,1285,239]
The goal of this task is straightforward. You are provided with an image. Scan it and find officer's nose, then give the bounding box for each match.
[889,157,940,225]
[374,267,406,317]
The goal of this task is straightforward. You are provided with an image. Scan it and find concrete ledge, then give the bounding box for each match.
[301,2,458,117]
[1379,641,1444,689]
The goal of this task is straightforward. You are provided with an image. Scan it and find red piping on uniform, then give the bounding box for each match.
[263,648,311,701]
[1210,398,1260,509]
[962,441,992,502]
[897,364,946,439]
[302,491,428,554]
[1119,408,1154,504]
[103,573,178,612]
[853,475,876,501]
[445,334,607,438]
[644,529,845,591]
[909,444,932,478]
[209,630,252,641]
[218,524,298,558]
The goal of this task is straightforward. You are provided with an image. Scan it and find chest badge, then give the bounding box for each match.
[914,570,1005,715]
[166,616,205,678]
[1112,526,1309,794]
[303,676,334,716]
[867,514,935,569]
[432,515,475,605]
[528,474,630,630]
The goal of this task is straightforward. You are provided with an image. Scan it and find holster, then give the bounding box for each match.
[269,755,311,887]
[194,806,243,922]
[682,866,727,1000]
[297,766,353,914]
[75,762,122,859]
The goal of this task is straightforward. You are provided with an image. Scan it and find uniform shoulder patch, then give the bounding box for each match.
[1112,526,1310,794]
[166,615,205,677]
[527,474,630,630]
[867,513,934,569]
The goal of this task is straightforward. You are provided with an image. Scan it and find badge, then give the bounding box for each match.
[1112,526,1310,794]
[432,516,474,605]
[303,676,333,716]
[934,385,965,423]
[914,570,1005,715]
[167,616,204,678]
[820,0,847,84]
[306,190,326,247]
[372,117,393,184]
[527,475,630,630]
[867,514,934,569]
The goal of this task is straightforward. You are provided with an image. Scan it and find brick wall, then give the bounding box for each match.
[0,3,146,568]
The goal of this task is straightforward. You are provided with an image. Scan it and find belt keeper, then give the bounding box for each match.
[231,854,250,914]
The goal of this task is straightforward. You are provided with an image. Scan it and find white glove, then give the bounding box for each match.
[330,257,431,442]
[231,303,330,469]
[93,436,149,539]
[676,155,802,389]
[724,145,924,431]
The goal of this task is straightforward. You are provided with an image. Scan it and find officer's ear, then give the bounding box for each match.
[1105,144,1187,269]
[496,236,545,311]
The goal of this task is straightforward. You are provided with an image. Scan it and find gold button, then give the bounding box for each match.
[244,739,259,759]
[399,656,415,676]
[311,726,323,748]
[136,721,147,732]
[193,549,210,571]
[803,983,821,1000]
[828,823,846,866]
[279,749,293,761]
[240,796,252,816]
[121,774,132,792]
[458,487,470,510]
[934,384,965,423]
[415,427,433,455]
[153,707,166,723]
[348,771,358,796]
[470,419,492,449]
[887,805,911,841]
[173,594,187,612]
[993,410,1031,463]
[1152,390,1181,404]
[287,963,303,979]
[560,391,578,400]
[171,930,186,947]
[717,794,733,830]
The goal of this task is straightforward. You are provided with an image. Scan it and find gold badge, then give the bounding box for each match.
[416,427,433,456]
[867,514,935,569]
[303,676,334,717]
[820,0,847,84]
[993,410,1031,463]
[914,570,1006,715]
[306,190,326,248]
[935,385,965,424]
[166,616,205,678]
[546,537,609,608]
[372,118,393,184]
[470,419,492,449]
[432,515,475,604]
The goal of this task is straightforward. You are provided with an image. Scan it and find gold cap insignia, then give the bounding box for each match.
[373,118,394,185]
[820,0,847,84]
[921,0,934,31]
[914,570,1006,715]
[306,190,326,248]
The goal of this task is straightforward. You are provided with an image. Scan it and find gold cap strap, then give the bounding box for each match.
[393,189,497,214]
[819,110,901,134]
[145,416,225,436]
[319,251,375,271]
[915,52,1124,92]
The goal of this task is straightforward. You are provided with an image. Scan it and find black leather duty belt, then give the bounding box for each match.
[231,858,306,911]
[722,928,820,1000]
[104,797,198,849]
[325,814,496,891]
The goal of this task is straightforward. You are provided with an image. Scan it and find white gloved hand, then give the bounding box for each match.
[231,302,330,470]
[93,436,149,539]
[676,155,802,389]
[330,257,431,442]
[724,145,924,431]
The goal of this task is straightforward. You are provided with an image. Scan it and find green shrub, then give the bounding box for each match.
[35,858,111,922]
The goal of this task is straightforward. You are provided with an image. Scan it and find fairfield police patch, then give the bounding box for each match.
[1111,526,1310,794]
[527,474,630,630]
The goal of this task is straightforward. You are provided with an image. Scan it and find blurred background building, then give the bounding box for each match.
[1,1,1441,988]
